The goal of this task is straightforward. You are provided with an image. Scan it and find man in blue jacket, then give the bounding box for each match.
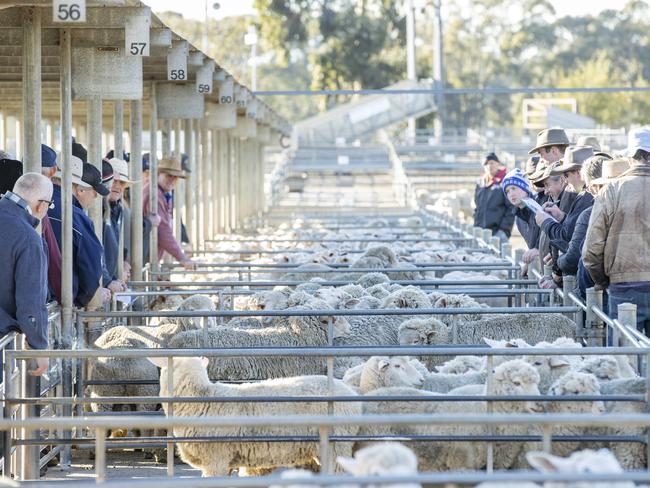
[48,156,107,308]
[0,173,53,376]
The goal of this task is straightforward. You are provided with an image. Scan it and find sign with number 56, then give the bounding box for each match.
[53,0,86,23]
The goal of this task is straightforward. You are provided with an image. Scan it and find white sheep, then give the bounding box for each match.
[435,355,485,375]
[337,442,421,488]
[168,300,351,381]
[380,287,432,309]
[148,356,361,477]
[366,284,392,300]
[357,272,390,289]
[577,356,622,382]
[357,357,424,393]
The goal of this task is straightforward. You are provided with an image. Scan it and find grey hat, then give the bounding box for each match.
[550,146,595,175]
[528,128,570,155]
[576,136,601,152]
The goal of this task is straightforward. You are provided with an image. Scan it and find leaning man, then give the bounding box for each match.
[0,173,53,376]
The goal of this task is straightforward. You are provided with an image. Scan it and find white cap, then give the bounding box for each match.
[55,155,91,187]
[108,158,134,184]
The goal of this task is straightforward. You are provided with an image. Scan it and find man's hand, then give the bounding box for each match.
[181,259,197,271]
[542,202,566,221]
[101,287,112,304]
[149,214,161,226]
[535,211,552,226]
[522,248,539,264]
[543,253,554,266]
[28,358,49,377]
[107,280,126,294]
[122,261,131,283]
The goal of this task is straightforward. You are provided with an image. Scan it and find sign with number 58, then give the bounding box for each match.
[53,0,86,23]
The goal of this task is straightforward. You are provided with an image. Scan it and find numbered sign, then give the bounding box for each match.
[196,61,215,95]
[167,41,188,82]
[235,87,248,110]
[125,14,151,57]
[246,99,258,119]
[218,77,234,105]
[53,0,86,22]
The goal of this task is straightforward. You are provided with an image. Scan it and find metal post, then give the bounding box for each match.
[113,101,124,159]
[618,303,639,372]
[87,97,103,240]
[149,83,159,272]
[21,7,42,173]
[405,0,416,140]
[4,353,13,476]
[95,428,106,483]
[215,130,224,234]
[130,100,144,283]
[166,357,175,477]
[432,0,445,137]
[481,229,492,246]
[562,275,576,317]
[19,341,38,480]
[193,120,201,246]
[211,129,219,236]
[195,122,204,248]
[59,28,74,470]
[183,119,194,248]
[161,119,172,157]
[201,120,211,243]
[585,287,604,347]
[174,120,184,244]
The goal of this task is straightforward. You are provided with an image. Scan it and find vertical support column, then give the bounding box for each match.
[59,28,74,470]
[173,120,184,243]
[86,97,103,240]
[201,120,211,243]
[22,7,42,173]
[113,101,124,158]
[149,84,159,272]
[211,129,219,237]
[193,120,201,246]
[585,288,604,347]
[230,135,239,230]
[130,100,144,283]
[222,132,231,232]
[161,119,172,156]
[183,119,194,246]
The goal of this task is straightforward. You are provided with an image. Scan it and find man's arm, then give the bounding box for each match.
[582,196,609,288]
[14,234,49,350]
[156,197,186,262]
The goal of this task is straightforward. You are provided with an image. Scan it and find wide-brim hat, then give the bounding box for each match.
[591,158,631,186]
[158,157,186,178]
[529,160,552,187]
[531,160,564,187]
[576,136,601,152]
[623,127,650,157]
[108,157,135,185]
[528,128,571,155]
[55,155,91,188]
[525,155,540,177]
[550,146,594,175]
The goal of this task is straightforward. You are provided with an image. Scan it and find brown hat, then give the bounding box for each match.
[591,158,630,186]
[576,135,601,152]
[529,159,553,186]
[525,155,540,177]
[528,128,571,155]
[158,157,186,178]
[550,146,594,175]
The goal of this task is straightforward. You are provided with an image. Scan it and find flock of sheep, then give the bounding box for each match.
[83,215,648,486]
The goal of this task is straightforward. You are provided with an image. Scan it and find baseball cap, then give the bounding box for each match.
[82,163,110,196]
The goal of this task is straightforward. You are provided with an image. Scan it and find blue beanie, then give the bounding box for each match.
[41,144,57,168]
[502,168,533,197]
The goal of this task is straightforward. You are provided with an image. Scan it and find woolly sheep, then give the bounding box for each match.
[168,301,351,381]
[148,356,361,477]
[268,469,317,488]
[337,442,421,488]
[357,359,543,471]
[397,317,451,369]
[357,272,390,289]
[341,296,382,310]
[357,357,424,393]
[381,287,432,309]
[227,317,264,329]
[577,356,622,381]
[386,262,423,281]
[435,356,484,375]
[366,284,392,300]
[280,263,335,282]
[441,271,507,306]
[295,281,324,294]
[352,246,399,268]
[248,288,292,311]
[339,284,369,299]
[343,357,427,392]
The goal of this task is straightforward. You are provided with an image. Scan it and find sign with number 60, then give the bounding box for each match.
[53,0,86,22]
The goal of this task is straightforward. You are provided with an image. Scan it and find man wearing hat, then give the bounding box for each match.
[528,128,570,164]
[103,158,133,290]
[535,146,596,249]
[143,157,195,268]
[473,152,514,241]
[39,144,63,304]
[584,127,650,335]
[49,156,107,308]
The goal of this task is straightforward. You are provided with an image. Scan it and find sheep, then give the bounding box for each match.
[357,357,424,393]
[280,263,335,281]
[337,442,421,488]
[341,296,382,310]
[168,300,351,381]
[357,359,543,471]
[295,280,324,294]
[380,287,432,309]
[435,355,485,375]
[366,284,392,300]
[339,284,369,299]
[268,469,318,488]
[227,317,264,329]
[576,356,622,382]
[524,354,572,394]
[343,357,427,392]
[286,290,316,307]
[422,370,487,393]
[386,262,423,281]
[148,356,361,477]
[248,287,292,311]
[351,246,399,269]
[356,272,390,289]
[398,315,576,354]
[397,318,451,369]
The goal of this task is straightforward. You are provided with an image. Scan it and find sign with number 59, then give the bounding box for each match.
[53,0,86,23]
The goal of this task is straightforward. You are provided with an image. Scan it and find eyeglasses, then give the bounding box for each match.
[39,199,55,209]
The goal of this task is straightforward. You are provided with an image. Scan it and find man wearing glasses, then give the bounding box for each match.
[0,173,54,377]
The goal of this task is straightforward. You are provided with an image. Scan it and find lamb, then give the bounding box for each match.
[148,356,361,477]
[168,301,351,381]
[435,355,485,375]
[357,359,543,471]
[356,272,390,289]
[248,287,292,311]
[337,442,421,488]
[398,315,576,355]
[524,354,572,394]
[355,357,424,393]
[577,356,622,381]
[380,287,432,309]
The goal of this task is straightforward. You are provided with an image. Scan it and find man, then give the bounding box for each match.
[535,146,595,249]
[40,144,63,304]
[103,158,133,288]
[473,152,514,241]
[0,173,53,376]
[143,157,195,268]
[583,128,650,334]
[49,156,108,307]
[528,128,570,164]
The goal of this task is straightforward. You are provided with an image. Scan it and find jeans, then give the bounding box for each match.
[608,287,650,337]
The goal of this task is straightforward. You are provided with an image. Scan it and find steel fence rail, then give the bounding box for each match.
[128,279,537,288]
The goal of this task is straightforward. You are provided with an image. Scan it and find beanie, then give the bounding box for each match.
[483,152,499,165]
[502,168,533,197]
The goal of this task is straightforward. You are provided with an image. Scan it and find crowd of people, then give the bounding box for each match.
[474,127,650,335]
[0,141,194,375]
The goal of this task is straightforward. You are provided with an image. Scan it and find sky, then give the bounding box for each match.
[145,0,630,20]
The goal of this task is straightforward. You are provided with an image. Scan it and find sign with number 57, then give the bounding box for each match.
[53,0,86,23]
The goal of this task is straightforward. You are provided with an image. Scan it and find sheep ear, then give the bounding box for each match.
[549,356,571,368]
[526,451,564,472]
[378,359,391,372]
[147,357,167,369]
[345,298,360,307]
[436,297,448,308]
[200,356,210,369]
[336,456,358,474]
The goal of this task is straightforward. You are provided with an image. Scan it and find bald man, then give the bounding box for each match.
[0,173,53,376]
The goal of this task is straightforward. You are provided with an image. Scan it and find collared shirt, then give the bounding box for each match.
[3,191,32,216]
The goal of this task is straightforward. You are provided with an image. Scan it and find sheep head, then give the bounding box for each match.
[549,371,605,415]
[577,356,621,381]
[359,356,424,393]
[337,442,419,488]
[491,359,542,413]
[398,318,450,346]
[148,356,210,400]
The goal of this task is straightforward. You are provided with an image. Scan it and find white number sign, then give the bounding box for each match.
[53,0,86,22]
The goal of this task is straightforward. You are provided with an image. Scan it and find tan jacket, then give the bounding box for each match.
[583,162,650,288]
